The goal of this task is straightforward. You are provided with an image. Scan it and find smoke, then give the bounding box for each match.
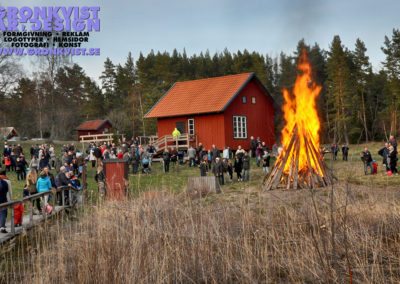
[276,0,328,40]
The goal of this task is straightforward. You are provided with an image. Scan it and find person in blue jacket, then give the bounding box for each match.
[36,171,53,214]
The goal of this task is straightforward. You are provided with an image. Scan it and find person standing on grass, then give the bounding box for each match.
[249,136,256,158]
[10,151,17,172]
[199,155,208,177]
[29,155,39,172]
[89,147,96,168]
[162,148,171,173]
[95,165,106,196]
[224,158,233,182]
[378,142,390,171]
[236,145,245,159]
[50,150,56,169]
[170,147,178,166]
[0,176,9,233]
[16,157,25,181]
[389,135,397,152]
[213,157,224,185]
[187,145,196,167]
[242,151,251,181]
[262,150,271,174]
[331,144,339,160]
[223,146,230,160]
[4,155,11,172]
[147,143,156,166]
[388,146,398,175]
[342,144,349,161]
[30,145,35,158]
[256,144,263,167]
[36,171,53,214]
[234,154,243,181]
[197,143,204,165]
[361,147,373,175]
[211,144,220,164]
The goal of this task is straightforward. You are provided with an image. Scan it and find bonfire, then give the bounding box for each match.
[264,49,335,190]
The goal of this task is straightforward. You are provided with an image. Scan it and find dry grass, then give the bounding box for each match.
[2,182,400,283]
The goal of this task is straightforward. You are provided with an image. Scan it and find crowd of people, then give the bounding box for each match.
[0,142,85,233]
[323,135,398,175]
[0,132,399,234]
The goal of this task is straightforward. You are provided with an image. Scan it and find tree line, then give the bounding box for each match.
[1,30,400,144]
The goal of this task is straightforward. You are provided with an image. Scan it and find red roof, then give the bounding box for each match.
[76,120,111,131]
[145,73,254,118]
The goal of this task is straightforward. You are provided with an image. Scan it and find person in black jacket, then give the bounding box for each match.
[234,154,243,181]
[342,144,349,161]
[361,147,373,175]
[197,143,204,165]
[131,150,140,174]
[163,148,171,173]
[0,177,8,233]
[331,144,339,160]
[16,157,26,180]
[56,166,72,205]
[213,157,224,185]
[249,136,256,158]
[211,144,220,164]
[389,135,397,152]
[378,142,390,171]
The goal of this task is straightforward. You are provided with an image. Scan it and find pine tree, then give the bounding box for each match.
[381,29,400,136]
[353,38,372,142]
[325,35,353,144]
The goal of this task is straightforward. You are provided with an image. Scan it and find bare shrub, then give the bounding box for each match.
[2,183,400,283]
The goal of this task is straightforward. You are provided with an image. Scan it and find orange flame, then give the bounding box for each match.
[277,49,323,175]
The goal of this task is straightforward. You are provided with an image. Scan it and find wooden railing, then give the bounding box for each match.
[0,186,81,238]
[153,134,197,153]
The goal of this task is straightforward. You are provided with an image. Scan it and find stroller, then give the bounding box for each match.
[142,158,151,174]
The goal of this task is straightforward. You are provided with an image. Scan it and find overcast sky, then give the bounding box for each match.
[10,0,400,82]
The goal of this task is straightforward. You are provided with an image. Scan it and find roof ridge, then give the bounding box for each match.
[175,72,252,84]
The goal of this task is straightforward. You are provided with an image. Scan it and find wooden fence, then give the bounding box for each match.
[0,186,82,243]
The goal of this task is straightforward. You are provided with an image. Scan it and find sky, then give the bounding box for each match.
[9,0,400,82]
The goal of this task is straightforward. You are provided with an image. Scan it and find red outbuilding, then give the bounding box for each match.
[145,73,276,150]
[76,120,113,141]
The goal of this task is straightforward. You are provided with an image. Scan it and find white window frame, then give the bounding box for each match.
[187,118,195,135]
[233,116,247,139]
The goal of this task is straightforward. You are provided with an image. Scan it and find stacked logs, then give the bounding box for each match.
[264,125,335,190]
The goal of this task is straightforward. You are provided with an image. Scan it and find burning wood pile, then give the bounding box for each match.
[264,50,335,190]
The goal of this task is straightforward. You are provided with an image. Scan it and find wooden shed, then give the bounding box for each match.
[0,127,19,140]
[145,73,276,150]
[76,120,112,141]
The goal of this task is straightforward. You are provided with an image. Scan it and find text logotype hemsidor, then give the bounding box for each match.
[0,6,101,56]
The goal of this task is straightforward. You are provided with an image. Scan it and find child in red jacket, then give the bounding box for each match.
[14,202,24,227]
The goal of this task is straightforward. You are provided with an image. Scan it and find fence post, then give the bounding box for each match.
[82,163,87,203]
[68,188,72,207]
[10,206,15,235]
[29,200,34,227]
[62,189,65,207]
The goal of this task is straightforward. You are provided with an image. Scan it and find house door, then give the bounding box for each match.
[176,122,186,134]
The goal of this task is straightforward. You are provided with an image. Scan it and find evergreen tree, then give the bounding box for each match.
[325,35,353,144]
[381,29,400,136]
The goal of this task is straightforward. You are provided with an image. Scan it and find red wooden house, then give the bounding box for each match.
[76,120,113,141]
[145,73,276,150]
